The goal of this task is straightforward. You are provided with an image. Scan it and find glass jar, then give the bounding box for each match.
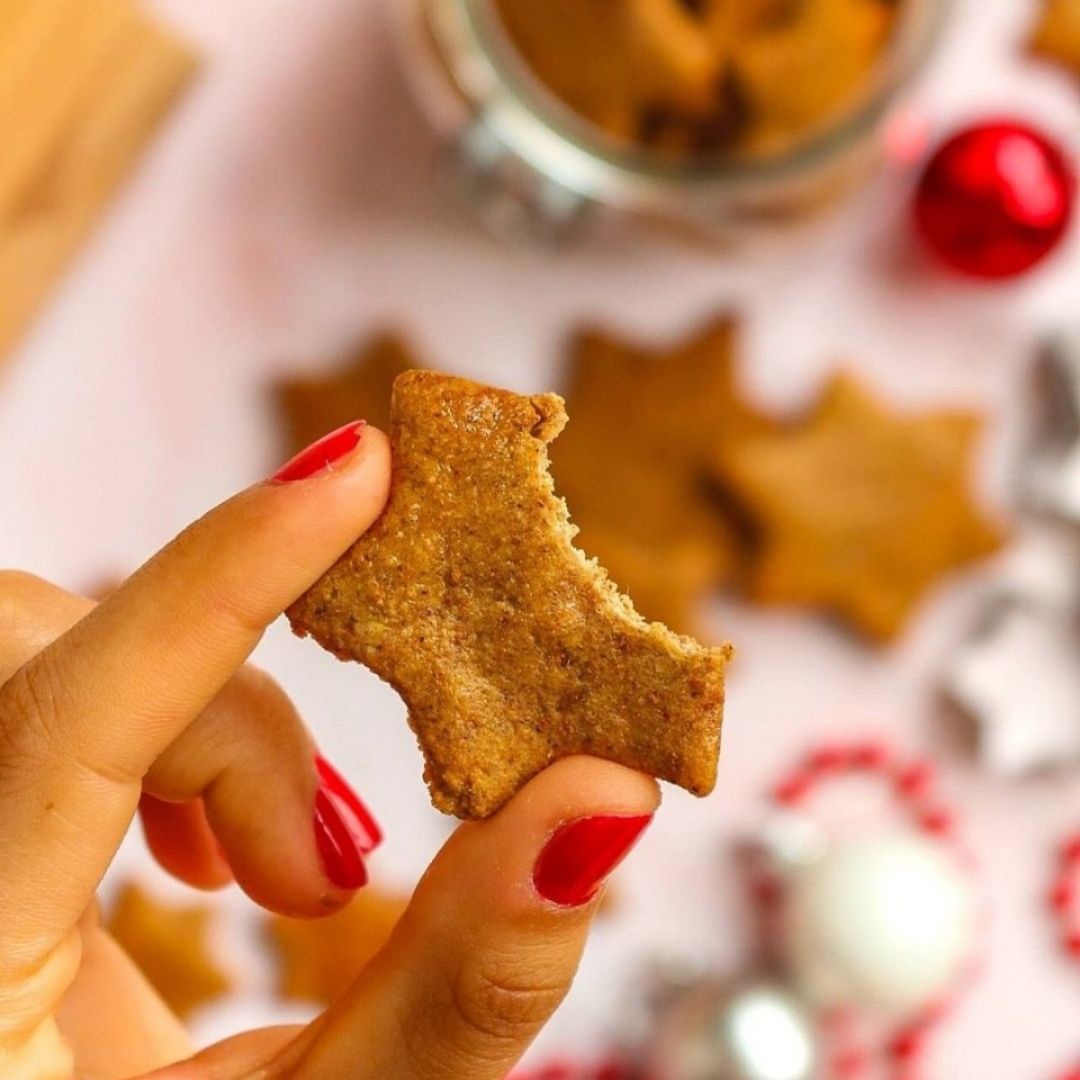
[392,0,949,244]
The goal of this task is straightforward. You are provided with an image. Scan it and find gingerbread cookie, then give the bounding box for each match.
[552,318,767,632]
[726,0,895,154]
[718,373,1004,641]
[107,883,229,1019]
[494,0,898,157]
[278,333,417,454]
[1031,0,1080,76]
[289,371,732,819]
[267,887,408,1005]
[494,0,723,145]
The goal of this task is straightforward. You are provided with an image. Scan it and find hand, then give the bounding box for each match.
[0,422,659,1080]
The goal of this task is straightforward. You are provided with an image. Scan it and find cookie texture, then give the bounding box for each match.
[718,373,1004,641]
[289,371,732,819]
[267,888,407,1005]
[107,883,229,1019]
[552,318,768,632]
[278,333,416,454]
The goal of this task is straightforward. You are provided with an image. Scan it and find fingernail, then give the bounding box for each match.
[533,814,652,908]
[272,420,365,483]
[315,755,382,853]
[313,756,381,890]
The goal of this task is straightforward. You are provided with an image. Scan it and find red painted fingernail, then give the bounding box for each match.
[533,814,652,908]
[312,756,380,890]
[272,420,365,483]
[315,755,382,853]
[314,792,368,890]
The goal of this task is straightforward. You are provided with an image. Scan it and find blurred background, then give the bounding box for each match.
[2,0,1080,1076]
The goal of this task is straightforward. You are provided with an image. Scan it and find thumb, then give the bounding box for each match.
[290,757,660,1080]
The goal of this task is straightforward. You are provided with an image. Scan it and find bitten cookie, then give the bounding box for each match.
[289,371,732,819]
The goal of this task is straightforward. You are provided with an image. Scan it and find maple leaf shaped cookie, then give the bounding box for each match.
[278,333,417,455]
[718,374,1004,641]
[552,318,768,632]
[1031,0,1080,76]
[289,371,732,819]
[107,883,229,1019]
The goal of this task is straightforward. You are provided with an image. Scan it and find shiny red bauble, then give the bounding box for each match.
[913,120,1075,279]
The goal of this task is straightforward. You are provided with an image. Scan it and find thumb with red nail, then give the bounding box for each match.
[0,421,659,1080]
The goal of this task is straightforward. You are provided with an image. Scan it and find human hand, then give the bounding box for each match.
[0,421,659,1080]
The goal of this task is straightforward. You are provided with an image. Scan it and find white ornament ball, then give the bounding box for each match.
[784,830,977,1013]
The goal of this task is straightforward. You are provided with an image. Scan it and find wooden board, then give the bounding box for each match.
[0,0,196,361]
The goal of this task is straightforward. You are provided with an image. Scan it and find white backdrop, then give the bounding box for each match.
[1,0,1079,1073]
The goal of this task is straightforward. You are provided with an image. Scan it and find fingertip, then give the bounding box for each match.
[507,756,662,825]
[424,757,660,919]
[267,421,392,496]
[139,796,235,892]
[203,799,361,921]
[506,759,659,911]
[291,758,661,1079]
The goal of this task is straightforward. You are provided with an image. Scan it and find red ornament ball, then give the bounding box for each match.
[913,120,1075,279]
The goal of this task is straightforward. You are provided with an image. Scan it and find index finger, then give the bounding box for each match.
[0,422,390,966]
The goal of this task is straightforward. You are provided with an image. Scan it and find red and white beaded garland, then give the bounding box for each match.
[768,740,954,840]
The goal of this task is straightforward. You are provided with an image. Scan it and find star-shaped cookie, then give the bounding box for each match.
[718,374,1004,641]
[289,371,732,819]
[552,318,768,632]
[1031,0,1080,76]
[267,887,408,1005]
[107,883,229,1019]
[278,333,417,454]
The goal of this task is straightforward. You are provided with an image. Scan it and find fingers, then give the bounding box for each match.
[0,424,391,964]
[138,796,234,893]
[55,920,192,1078]
[0,573,378,922]
[0,571,93,684]
[143,667,379,916]
[141,1027,302,1080]
[291,757,660,1080]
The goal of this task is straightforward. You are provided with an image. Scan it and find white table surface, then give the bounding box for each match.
[2,0,1080,1074]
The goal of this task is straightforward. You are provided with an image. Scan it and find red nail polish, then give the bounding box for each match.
[312,756,381,890]
[533,814,652,908]
[315,755,382,853]
[272,420,365,483]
